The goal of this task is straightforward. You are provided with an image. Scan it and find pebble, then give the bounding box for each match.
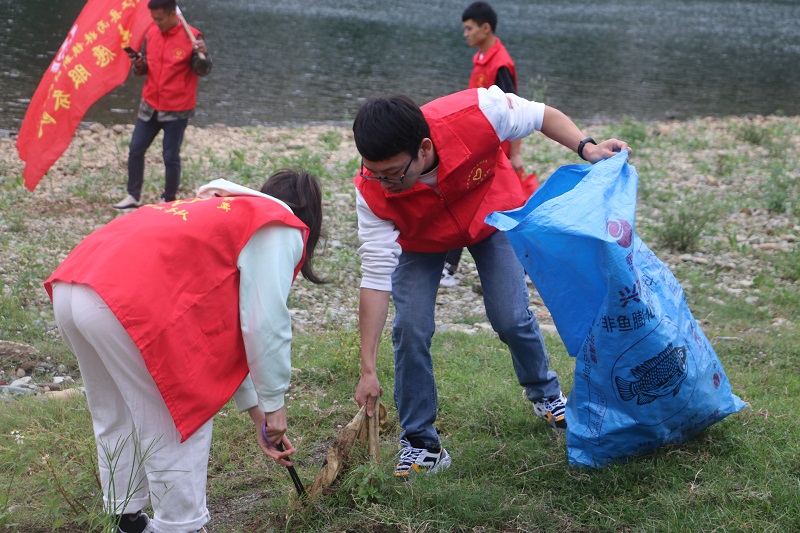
[539,324,559,337]
[0,386,35,396]
[10,376,32,387]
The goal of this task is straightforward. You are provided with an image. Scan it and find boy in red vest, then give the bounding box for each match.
[48,171,323,532]
[442,1,538,287]
[463,2,522,174]
[352,86,629,479]
[114,0,212,210]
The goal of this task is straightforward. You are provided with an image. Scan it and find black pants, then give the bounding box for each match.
[127,115,188,202]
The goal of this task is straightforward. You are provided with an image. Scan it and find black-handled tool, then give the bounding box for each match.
[262,422,306,500]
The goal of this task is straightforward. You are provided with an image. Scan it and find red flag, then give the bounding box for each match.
[15,0,152,191]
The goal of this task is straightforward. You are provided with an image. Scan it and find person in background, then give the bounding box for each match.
[442,1,538,287]
[114,0,212,210]
[49,171,323,532]
[352,86,629,479]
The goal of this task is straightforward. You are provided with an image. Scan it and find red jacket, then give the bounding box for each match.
[468,38,517,91]
[141,22,201,112]
[356,89,526,253]
[45,196,308,440]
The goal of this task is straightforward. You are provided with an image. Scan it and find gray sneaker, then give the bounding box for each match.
[113,194,142,209]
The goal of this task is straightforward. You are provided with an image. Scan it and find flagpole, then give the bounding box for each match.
[175,6,206,60]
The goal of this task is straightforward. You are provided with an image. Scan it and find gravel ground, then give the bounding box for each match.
[1,116,798,381]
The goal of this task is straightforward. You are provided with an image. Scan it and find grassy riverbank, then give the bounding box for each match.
[1,115,799,531]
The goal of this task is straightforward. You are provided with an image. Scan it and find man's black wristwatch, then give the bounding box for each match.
[577,137,597,161]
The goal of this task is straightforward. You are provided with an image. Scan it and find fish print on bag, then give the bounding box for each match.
[615,343,688,405]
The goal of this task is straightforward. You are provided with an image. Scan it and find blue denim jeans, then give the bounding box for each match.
[391,230,561,447]
[127,115,188,202]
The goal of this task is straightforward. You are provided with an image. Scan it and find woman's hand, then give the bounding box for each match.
[248,406,296,466]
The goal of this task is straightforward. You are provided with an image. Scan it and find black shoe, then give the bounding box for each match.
[116,510,153,533]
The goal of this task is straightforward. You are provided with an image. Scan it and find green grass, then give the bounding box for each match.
[3,330,799,531]
[1,116,799,531]
[651,192,722,252]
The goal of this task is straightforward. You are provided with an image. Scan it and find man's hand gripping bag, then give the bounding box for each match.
[486,151,746,467]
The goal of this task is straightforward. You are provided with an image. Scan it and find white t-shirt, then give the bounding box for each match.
[356,86,545,291]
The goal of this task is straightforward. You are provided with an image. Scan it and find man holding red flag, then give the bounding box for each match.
[114,0,212,209]
[16,0,152,191]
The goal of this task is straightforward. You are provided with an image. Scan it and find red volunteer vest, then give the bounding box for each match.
[356,89,527,253]
[469,39,517,157]
[468,38,517,91]
[141,22,201,112]
[45,196,308,441]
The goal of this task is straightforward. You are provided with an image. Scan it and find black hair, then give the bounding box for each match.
[352,95,430,162]
[462,2,498,33]
[260,170,325,284]
[147,0,177,11]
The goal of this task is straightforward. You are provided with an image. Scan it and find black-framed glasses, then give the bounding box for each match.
[359,157,413,184]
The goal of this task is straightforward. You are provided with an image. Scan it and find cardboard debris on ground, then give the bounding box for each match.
[310,401,388,498]
[44,388,84,400]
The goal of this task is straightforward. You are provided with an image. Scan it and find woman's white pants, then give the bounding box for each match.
[53,283,212,533]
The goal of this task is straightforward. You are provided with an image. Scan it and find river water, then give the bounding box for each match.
[1,0,798,132]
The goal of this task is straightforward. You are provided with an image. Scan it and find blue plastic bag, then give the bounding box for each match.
[486,151,746,467]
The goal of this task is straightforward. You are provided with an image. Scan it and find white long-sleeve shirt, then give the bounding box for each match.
[196,179,304,414]
[357,86,545,292]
